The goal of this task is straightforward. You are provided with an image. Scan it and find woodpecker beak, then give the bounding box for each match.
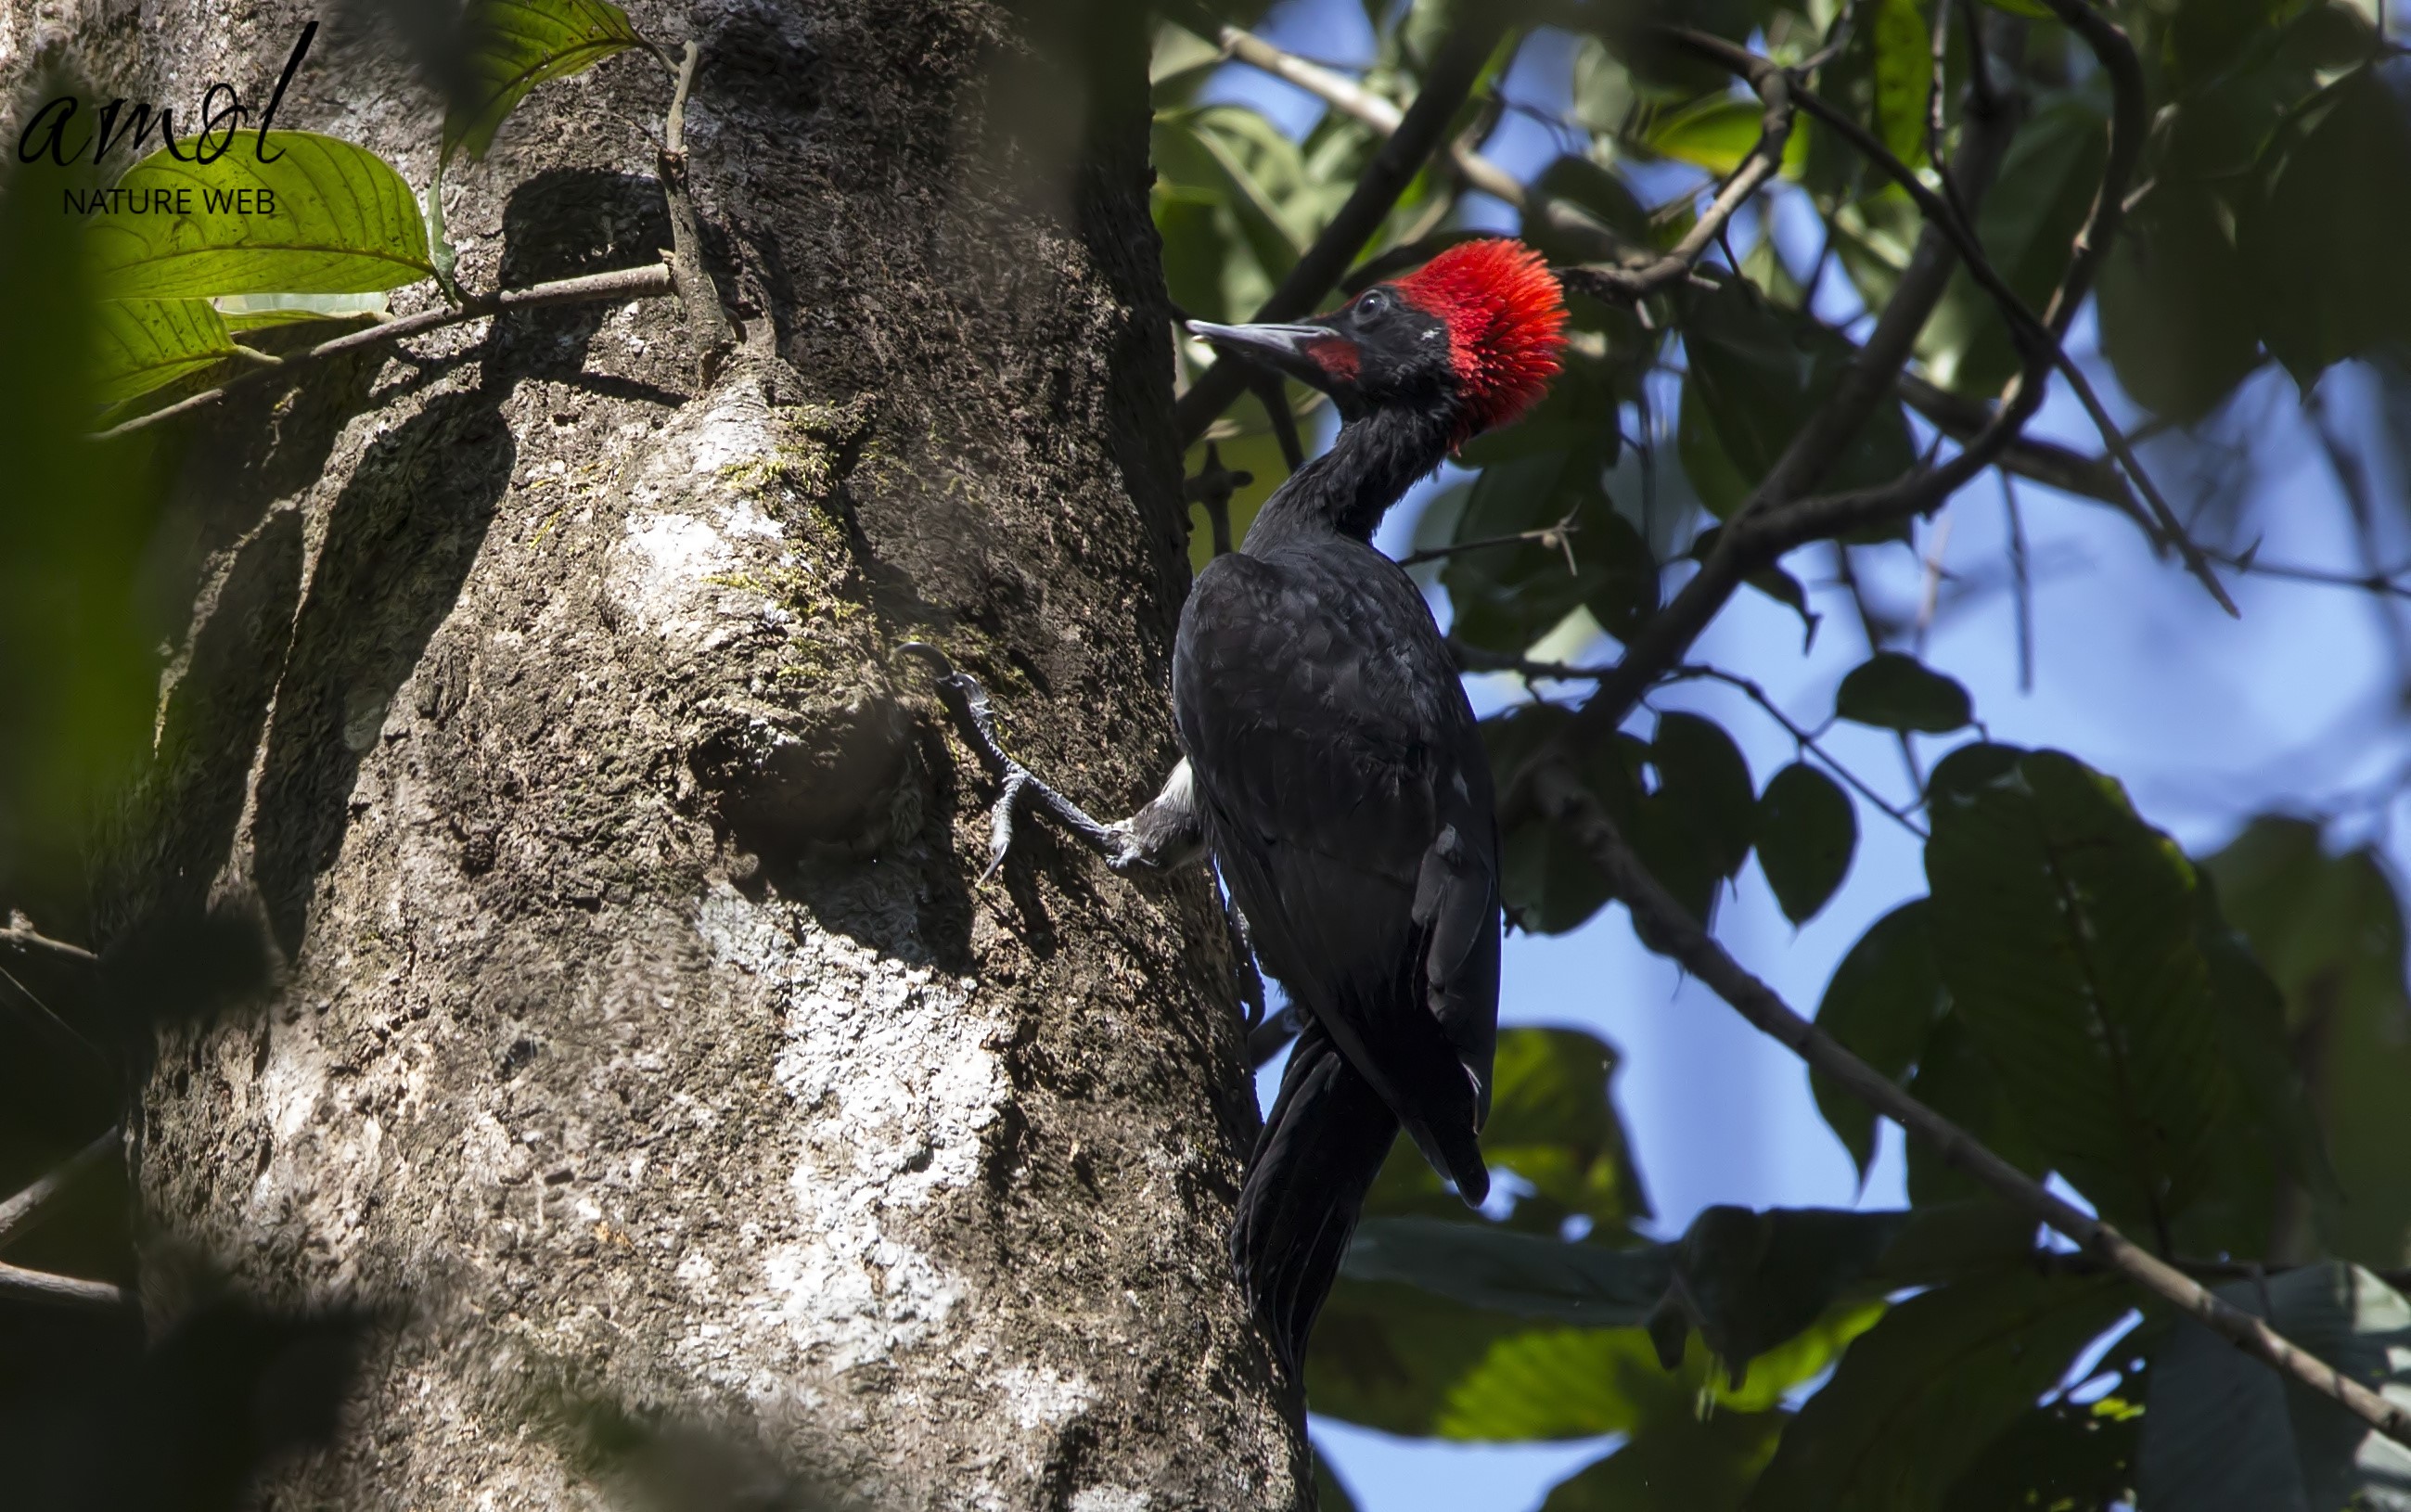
[1186,318,1355,392]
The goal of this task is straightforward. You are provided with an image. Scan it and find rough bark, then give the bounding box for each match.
[22,0,1306,1504]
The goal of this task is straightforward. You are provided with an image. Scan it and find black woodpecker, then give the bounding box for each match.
[902,239,1568,1377]
[1175,239,1568,1374]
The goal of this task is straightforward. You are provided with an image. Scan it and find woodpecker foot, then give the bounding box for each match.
[897,644,1136,882]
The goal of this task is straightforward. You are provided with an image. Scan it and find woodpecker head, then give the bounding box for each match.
[1187,238,1569,447]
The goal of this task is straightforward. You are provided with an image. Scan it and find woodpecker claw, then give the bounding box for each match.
[896,643,1125,883]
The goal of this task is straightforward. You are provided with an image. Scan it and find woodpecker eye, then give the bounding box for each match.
[1355,288,1393,321]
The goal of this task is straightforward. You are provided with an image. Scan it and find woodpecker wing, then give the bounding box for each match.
[1174,541,1500,1198]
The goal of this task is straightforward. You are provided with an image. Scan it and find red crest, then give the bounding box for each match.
[1393,238,1569,442]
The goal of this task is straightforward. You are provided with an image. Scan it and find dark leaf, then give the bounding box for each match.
[1741,1270,2132,1510]
[1811,899,1948,1178]
[1756,762,1858,925]
[2239,65,2411,385]
[1344,1218,1674,1325]
[1675,279,1917,532]
[1485,706,1648,936]
[2139,1263,2411,1511]
[2097,179,2263,424]
[1945,1390,2144,1510]
[1924,749,2313,1240]
[2205,818,2411,1268]
[1917,101,2110,396]
[1836,651,1973,733]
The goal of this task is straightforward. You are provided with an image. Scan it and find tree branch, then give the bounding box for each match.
[1529,775,2411,1452]
[0,1126,120,1251]
[1704,19,2236,616]
[0,1261,127,1307]
[1561,56,1794,303]
[96,263,678,440]
[658,38,737,374]
[1173,14,1509,446]
[0,920,97,966]
[1183,9,1528,207]
[1504,41,2022,794]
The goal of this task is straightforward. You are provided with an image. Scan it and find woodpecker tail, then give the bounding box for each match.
[1230,1017,1401,1377]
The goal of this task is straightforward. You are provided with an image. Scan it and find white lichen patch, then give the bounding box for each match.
[601,383,814,642]
[684,884,1001,1382]
[996,1365,1097,1431]
[1070,1489,1153,1512]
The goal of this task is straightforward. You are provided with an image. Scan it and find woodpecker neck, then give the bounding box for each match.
[1242,403,1456,550]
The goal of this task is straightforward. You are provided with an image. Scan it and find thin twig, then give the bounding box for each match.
[0,921,96,965]
[1712,21,2236,616]
[1395,511,1580,569]
[1564,61,1795,304]
[1172,15,1509,446]
[1182,8,1528,207]
[1665,664,1927,837]
[1527,782,2411,1453]
[96,263,677,439]
[2003,471,2034,692]
[0,1126,121,1251]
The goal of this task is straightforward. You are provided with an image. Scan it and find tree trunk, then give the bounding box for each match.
[74,0,1305,1504]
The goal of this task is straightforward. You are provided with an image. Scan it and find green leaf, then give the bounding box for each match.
[1658,1206,1913,1386]
[2206,818,2411,1268]
[1868,0,1935,171]
[1835,651,1972,733]
[1755,762,1857,925]
[1923,750,2286,1237]
[1917,100,2110,396]
[212,291,388,330]
[2139,1263,2411,1511]
[1741,1269,2131,1511]
[1650,711,1755,879]
[92,297,241,405]
[1904,1010,2051,1206]
[1485,705,1647,937]
[444,0,649,164]
[1183,424,1293,574]
[1677,278,1916,529]
[1945,1390,2144,1509]
[2097,177,2263,424]
[89,133,435,299]
[1812,899,1948,1178]
[1646,94,1765,173]
[1345,1219,1674,1325]
[1153,108,1312,289]
[1434,1304,1879,1442]
[1364,1024,1651,1237]
[2239,66,2411,386]
[0,145,166,900]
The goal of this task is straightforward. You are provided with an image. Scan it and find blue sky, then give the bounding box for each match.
[1199,6,2411,1506]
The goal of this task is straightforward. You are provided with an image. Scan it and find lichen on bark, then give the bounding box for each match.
[40,0,1308,1504]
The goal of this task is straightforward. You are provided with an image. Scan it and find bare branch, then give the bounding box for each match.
[1172,15,1510,445]
[1718,20,2236,616]
[1527,775,2411,1453]
[96,263,678,440]
[0,1261,127,1308]
[0,920,96,966]
[0,1126,121,1252]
